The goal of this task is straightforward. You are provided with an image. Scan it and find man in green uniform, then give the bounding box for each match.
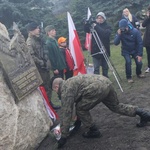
[45,25,66,78]
[50,74,150,148]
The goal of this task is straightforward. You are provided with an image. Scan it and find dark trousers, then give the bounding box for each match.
[93,56,108,77]
[54,70,64,79]
[39,69,52,101]
[65,70,73,80]
[123,53,142,79]
[54,70,73,80]
[146,46,150,68]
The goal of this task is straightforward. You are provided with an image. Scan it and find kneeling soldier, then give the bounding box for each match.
[50,74,150,148]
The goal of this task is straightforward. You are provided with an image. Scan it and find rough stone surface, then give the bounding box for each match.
[0,69,52,150]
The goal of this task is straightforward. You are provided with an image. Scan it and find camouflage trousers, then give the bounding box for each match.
[76,85,138,128]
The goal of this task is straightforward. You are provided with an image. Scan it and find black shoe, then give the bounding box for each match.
[82,125,102,138]
[136,108,150,127]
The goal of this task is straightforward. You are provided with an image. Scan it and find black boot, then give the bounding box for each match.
[136,108,150,127]
[82,125,102,138]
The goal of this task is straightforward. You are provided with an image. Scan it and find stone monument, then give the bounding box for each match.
[0,22,53,150]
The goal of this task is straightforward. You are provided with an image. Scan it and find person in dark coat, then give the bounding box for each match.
[142,5,150,73]
[122,8,140,29]
[114,19,145,83]
[44,25,67,78]
[84,12,112,77]
[50,74,150,149]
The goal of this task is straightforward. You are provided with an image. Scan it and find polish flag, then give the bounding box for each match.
[38,86,58,121]
[84,7,92,51]
[67,12,86,75]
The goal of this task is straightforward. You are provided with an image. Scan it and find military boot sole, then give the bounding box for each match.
[136,118,148,127]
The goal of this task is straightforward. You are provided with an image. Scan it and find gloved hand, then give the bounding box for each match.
[57,137,67,149]
[74,119,81,131]
[70,119,81,136]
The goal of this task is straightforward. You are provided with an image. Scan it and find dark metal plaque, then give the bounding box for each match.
[0,23,43,102]
[0,52,43,102]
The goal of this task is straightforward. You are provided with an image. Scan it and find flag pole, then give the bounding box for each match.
[67,12,86,75]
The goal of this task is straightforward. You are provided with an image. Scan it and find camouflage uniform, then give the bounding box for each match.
[26,34,52,99]
[58,74,138,138]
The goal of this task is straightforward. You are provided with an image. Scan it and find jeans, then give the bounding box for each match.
[123,53,142,79]
[92,56,108,77]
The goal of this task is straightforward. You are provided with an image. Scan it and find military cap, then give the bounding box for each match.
[45,25,55,34]
[26,22,39,32]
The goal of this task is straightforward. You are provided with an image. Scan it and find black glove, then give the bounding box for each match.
[70,119,81,136]
[74,119,81,131]
[57,137,67,149]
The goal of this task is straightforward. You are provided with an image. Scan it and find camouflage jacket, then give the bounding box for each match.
[58,74,112,137]
[26,34,49,70]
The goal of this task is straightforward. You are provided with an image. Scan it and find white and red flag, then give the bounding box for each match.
[38,86,58,121]
[84,7,92,51]
[67,12,86,75]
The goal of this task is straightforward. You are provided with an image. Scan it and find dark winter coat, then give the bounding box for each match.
[84,21,112,58]
[122,14,138,28]
[45,37,66,71]
[114,27,143,56]
[142,16,150,47]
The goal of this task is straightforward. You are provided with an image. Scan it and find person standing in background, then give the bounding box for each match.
[44,25,66,78]
[122,8,140,29]
[58,36,74,79]
[142,5,150,73]
[84,12,112,77]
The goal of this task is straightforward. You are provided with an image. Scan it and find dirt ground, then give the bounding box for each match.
[37,73,150,150]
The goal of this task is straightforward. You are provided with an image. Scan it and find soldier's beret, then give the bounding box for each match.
[26,22,39,32]
[50,75,62,89]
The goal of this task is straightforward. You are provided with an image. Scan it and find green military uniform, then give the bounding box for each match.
[26,34,52,100]
[58,74,138,138]
[45,37,66,71]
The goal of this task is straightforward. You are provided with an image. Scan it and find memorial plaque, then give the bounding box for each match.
[0,22,43,102]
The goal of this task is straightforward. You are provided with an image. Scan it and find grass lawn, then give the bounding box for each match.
[51,44,148,105]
